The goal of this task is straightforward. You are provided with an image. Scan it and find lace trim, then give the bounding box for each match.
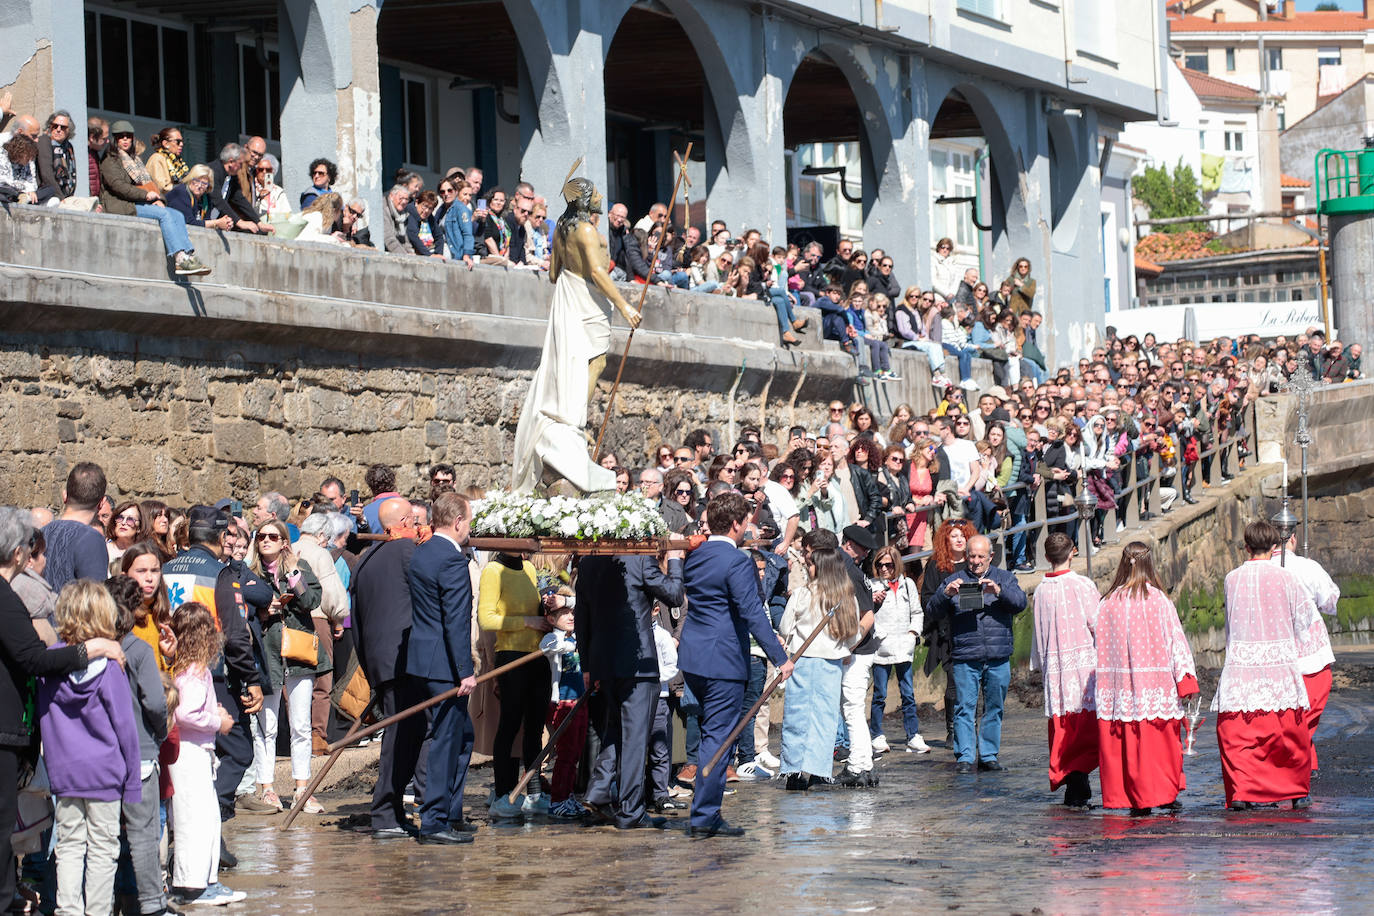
[1211,674,1310,713]
[1096,685,1185,722]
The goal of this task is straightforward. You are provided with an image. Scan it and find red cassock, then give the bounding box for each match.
[1216,708,1311,804]
[1094,585,1198,811]
[1212,560,1316,805]
[1031,571,1102,791]
[1048,711,1099,790]
[1302,666,1332,772]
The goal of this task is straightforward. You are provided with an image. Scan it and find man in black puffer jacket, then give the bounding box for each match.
[925,534,1025,774]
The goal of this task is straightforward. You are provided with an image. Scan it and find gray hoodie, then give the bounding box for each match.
[120,634,168,762]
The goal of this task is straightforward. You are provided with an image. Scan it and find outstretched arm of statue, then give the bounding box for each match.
[570,222,641,330]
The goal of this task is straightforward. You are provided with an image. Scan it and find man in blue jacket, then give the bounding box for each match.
[679,492,793,837]
[403,493,477,845]
[925,534,1027,774]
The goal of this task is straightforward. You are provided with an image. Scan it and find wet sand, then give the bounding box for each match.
[221,647,1374,914]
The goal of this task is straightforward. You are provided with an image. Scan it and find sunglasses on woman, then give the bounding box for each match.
[257,531,283,543]
[674,487,692,497]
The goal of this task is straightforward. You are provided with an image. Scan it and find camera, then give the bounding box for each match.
[956,580,985,611]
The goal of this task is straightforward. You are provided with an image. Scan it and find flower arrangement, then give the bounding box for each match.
[471,491,668,541]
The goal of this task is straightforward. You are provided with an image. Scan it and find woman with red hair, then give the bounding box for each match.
[919,519,977,747]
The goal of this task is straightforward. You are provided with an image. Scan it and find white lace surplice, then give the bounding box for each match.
[1095,585,1197,722]
[1030,572,1100,717]
[1211,561,1313,714]
[1269,550,1340,615]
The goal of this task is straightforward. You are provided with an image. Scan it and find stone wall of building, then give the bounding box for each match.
[0,327,846,508]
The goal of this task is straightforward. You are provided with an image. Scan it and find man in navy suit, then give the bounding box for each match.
[349,497,427,838]
[576,549,685,829]
[679,492,793,837]
[403,492,478,845]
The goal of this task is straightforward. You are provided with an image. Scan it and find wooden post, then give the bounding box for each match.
[592,142,694,462]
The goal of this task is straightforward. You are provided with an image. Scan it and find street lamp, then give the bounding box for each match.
[800,165,862,204]
[1076,486,1096,577]
[1271,496,1299,568]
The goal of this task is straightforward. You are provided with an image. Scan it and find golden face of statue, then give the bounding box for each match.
[590,188,604,213]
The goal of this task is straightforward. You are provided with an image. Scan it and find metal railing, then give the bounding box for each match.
[892,401,1260,574]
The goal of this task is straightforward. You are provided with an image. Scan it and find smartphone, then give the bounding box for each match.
[229,500,242,517]
[349,489,360,507]
[477,198,487,212]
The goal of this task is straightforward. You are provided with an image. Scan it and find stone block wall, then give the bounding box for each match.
[0,328,843,507]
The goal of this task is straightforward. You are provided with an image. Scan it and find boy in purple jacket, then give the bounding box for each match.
[38,581,141,916]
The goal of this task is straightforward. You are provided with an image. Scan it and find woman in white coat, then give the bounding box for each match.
[867,545,929,754]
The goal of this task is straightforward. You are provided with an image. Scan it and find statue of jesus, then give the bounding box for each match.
[511,165,641,494]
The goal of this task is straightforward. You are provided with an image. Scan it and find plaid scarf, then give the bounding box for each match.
[160,149,189,184]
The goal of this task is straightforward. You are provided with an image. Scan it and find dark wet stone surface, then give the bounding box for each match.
[222,649,1374,914]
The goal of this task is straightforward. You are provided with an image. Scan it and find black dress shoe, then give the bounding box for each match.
[1183,495,1198,505]
[371,826,416,839]
[687,818,745,838]
[1228,800,1254,811]
[450,821,480,832]
[616,815,667,830]
[785,773,808,791]
[956,762,974,774]
[1140,511,1156,520]
[1161,798,1184,811]
[1014,563,1036,573]
[1129,807,1153,816]
[418,828,474,845]
[1292,796,1312,810]
[977,759,1005,772]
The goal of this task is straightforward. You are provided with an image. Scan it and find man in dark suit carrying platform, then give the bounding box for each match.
[576,546,686,829]
[349,497,427,839]
[404,492,479,845]
[679,492,793,837]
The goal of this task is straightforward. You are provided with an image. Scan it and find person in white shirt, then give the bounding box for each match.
[648,616,679,810]
[1269,532,1338,773]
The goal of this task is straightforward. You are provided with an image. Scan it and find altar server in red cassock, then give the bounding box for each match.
[1030,533,1101,808]
[1269,532,1337,773]
[1214,521,1316,810]
[1094,542,1198,815]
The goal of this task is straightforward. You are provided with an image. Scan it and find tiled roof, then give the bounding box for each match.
[1170,12,1373,32]
[1135,255,1164,276]
[1281,173,1310,189]
[1178,65,1259,101]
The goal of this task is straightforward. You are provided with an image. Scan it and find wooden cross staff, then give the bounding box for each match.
[674,149,692,231]
[592,142,694,462]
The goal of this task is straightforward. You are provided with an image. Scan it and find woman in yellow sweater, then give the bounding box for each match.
[478,551,552,815]
[121,541,173,671]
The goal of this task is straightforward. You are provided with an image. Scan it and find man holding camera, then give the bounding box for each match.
[925,535,1026,774]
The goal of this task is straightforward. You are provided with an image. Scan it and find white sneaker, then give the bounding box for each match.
[1116,521,1126,533]
[489,794,524,820]
[756,749,780,769]
[521,792,550,816]
[931,372,952,389]
[872,735,890,755]
[737,760,774,781]
[960,378,980,392]
[906,734,932,754]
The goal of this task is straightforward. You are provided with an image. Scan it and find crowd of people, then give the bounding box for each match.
[0,405,1346,909]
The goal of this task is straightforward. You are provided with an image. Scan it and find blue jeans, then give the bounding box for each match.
[901,338,946,373]
[870,661,919,741]
[693,281,721,294]
[942,342,977,381]
[767,287,797,337]
[135,202,193,257]
[679,679,701,765]
[951,657,1011,764]
[734,655,767,763]
[656,269,690,289]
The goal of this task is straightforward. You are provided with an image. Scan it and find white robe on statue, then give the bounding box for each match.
[512,269,617,494]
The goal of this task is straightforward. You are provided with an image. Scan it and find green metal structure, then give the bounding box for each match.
[1315,146,1374,216]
